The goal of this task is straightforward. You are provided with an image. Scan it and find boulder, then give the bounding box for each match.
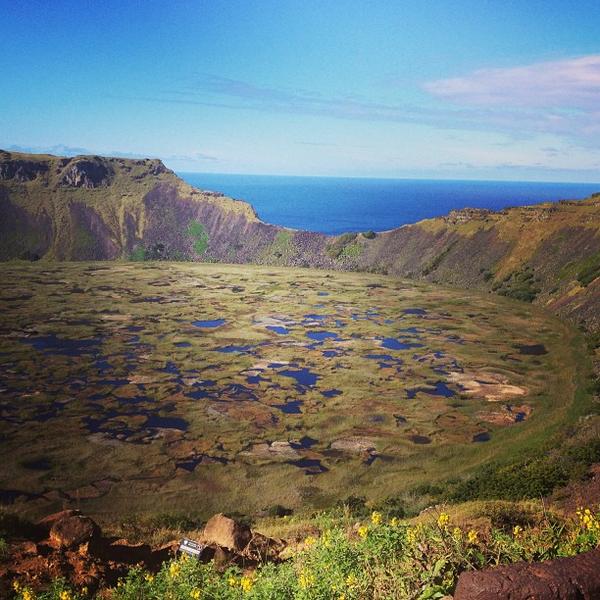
[37,509,81,534]
[202,513,252,552]
[454,549,600,600]
[48,513,100,549]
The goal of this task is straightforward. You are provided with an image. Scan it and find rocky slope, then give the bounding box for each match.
[0,510,283,597]
[1,149,599,330]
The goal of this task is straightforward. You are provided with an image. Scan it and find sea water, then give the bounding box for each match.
[180,172,599,235]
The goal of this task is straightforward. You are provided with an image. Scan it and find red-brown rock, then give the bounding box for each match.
[454,549,600,600]
[37,509,80,534]
[202,513,252,552]
[48,513,99,549]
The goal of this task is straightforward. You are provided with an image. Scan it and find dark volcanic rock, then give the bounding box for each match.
[0,159,48,182]
[59,158,113,188]
[454,549,600,600]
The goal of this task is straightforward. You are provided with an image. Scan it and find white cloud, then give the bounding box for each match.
[423,55,600,147]
[424,55,600,109]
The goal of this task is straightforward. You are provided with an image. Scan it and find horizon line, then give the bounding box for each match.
[176,169,600,187]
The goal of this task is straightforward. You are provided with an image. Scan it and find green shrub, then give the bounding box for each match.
[187,221,209,255]
[267,231,294,260]
[129,245,146,261]
[577,260,600,287]
[362,230,376,240]
[337,495,368,517]
[372,496,406,520]
[451,460,569,502]
[326,233,358,259]
[475,501,540,532]
[266,505,294,518]
[493,266,541,303]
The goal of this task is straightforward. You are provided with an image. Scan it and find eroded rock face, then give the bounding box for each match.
[0,159,48,182]
[454,549,600,600]
[59,158,113,188]
[202,513,252,552]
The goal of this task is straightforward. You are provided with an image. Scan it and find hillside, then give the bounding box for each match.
[1,149,599,331]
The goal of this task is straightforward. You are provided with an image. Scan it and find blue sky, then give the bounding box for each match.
[2,0,600,181]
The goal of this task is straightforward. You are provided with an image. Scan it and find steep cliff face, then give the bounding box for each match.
[0,150,262,261]
[1,149,599,330]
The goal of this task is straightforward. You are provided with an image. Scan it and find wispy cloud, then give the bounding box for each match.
[126,70,600,148]
[145,74,431,123]
[424,55,600,108]
[424,55,600,141]
[130,73,511,133]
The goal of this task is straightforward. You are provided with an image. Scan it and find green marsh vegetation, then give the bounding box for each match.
[0,262,592,522]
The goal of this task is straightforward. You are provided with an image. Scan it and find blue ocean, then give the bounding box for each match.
[179,173,599,235]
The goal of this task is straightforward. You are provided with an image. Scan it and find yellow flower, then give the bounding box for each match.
[406,526,417,545]
[390,517,399,528]
[298,569,315,589]
[437,513,450,529]
[228,576,238,587]
[191,590,201,600]
[358,524,369,538]
[23,590,36,600]
[371,511,382,526]
[577,508,600,532]
[467,529,479,544]
[304,535,317,547]
[145,573,154,583]
[338,595,346,600]
[346,573,358,588]
[452,527,462,541]
[240,576,253,593]
[13,581,21,593]
[169,562,181,578]
[513,525,523,538]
